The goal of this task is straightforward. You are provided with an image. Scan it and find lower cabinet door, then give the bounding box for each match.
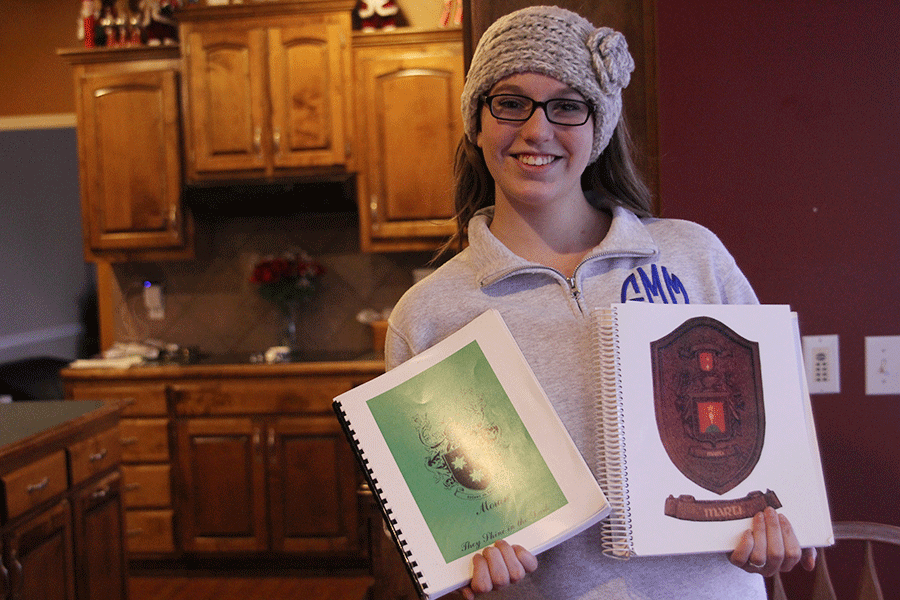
[72,471,127,600]
[176,417,268,552]
[4,500,76,600]
[267,416,361,555]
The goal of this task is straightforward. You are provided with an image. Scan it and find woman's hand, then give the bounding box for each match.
[729,507,817,577]
[459,540,538,600]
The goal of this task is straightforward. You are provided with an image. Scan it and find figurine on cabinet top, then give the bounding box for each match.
[355,0,399,31]
[140,0,178,45]
[438,0,462,28]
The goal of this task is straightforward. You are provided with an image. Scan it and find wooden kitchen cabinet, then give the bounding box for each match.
[176,415,359,554]
[59,46,192,262]
[66,382,176,556]
[4,500,76,600]
[71,471,127,600]
[172,376,364,557]
[353,28,463,252]
[179,2,355,182]
[62,360,383,564]
[0,401,127,600]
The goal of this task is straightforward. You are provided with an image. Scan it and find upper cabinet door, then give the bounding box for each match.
[184,26,268,175]
[268,17,350,169]
[79,69,185,254]
[181,12,353,182]
[354,32,463,252]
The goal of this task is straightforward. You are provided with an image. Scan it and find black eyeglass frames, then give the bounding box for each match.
[481,94,592,126]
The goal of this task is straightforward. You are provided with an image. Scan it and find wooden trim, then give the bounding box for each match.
[57,45,181,66]
[352,26,461,48]
[0,114,76,131]
[95,261,117,352]
[175,0,357,21]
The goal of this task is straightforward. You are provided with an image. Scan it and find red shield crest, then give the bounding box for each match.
[651,316,765,495]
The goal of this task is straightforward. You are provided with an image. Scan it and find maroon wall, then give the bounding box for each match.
[656,1,900,596]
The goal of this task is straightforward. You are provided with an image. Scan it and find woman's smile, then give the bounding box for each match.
[477,72,594,211]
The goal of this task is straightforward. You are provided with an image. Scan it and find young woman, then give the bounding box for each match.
[385,6,816,599]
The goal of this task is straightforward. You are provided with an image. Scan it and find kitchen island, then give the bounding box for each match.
[0,400,128,600]
[61,357,384,565]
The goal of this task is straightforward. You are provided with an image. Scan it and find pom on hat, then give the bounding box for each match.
[462,6,634,164]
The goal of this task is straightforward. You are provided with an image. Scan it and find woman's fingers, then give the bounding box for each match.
[466,541,538,596]
[777,513,802,572]
[513,544,539,573]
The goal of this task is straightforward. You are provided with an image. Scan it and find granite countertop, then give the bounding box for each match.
[0,400,108,449]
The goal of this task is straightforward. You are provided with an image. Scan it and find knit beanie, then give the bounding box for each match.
[462,6,635,164]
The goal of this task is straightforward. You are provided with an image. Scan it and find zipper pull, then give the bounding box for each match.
[567,276,580,300]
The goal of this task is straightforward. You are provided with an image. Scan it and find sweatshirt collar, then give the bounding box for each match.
[470,201,659,287]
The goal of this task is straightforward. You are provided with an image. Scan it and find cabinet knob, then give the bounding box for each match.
[273,128,281,152]
[254,127,262,155]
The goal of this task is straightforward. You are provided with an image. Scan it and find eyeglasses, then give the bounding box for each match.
[481,94,592,126]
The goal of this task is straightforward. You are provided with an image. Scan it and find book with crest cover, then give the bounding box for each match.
[593,303,833,558]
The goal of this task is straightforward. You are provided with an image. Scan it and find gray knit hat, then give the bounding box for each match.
[462,6,635,164]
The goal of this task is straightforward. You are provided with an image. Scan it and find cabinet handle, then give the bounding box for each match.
[126,528,144,537]
[91,486,110,499]
[11,553,22,600]
[0,552,9,598]
[125,483,141,492]
[268,427,275,449]
[370,195,378,221]
[89,448,108,462]
[121,436,139,446]
[26,477,49,494]
[253,127,262,154]
[273,128,281,152]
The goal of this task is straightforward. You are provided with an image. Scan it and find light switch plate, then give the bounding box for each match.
[802,335,840,394]
[865,335,900,395]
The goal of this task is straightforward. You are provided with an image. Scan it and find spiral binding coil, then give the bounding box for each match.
[334,404,429,593]
[593,308,634,559]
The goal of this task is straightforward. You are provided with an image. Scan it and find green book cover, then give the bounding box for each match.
[367,339,567,564]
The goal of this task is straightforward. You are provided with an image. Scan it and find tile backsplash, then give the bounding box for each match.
[110,208,435,356]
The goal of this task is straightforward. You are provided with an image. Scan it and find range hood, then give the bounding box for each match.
[184,176,357,216]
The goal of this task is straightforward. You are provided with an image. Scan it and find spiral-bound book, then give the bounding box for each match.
[333,309,610,600]
[593,303,833,558]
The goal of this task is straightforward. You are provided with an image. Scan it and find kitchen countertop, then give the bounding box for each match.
[61,351,385,381]
[0,400,123,455]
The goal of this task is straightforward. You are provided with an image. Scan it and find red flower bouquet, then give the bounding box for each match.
[250,251,325,311]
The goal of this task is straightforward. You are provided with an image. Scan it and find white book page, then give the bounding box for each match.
[610,303,833,556]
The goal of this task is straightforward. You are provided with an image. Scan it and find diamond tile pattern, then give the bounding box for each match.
[110,213,432,355]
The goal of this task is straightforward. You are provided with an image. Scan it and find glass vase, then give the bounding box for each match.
[282,300,308,358]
